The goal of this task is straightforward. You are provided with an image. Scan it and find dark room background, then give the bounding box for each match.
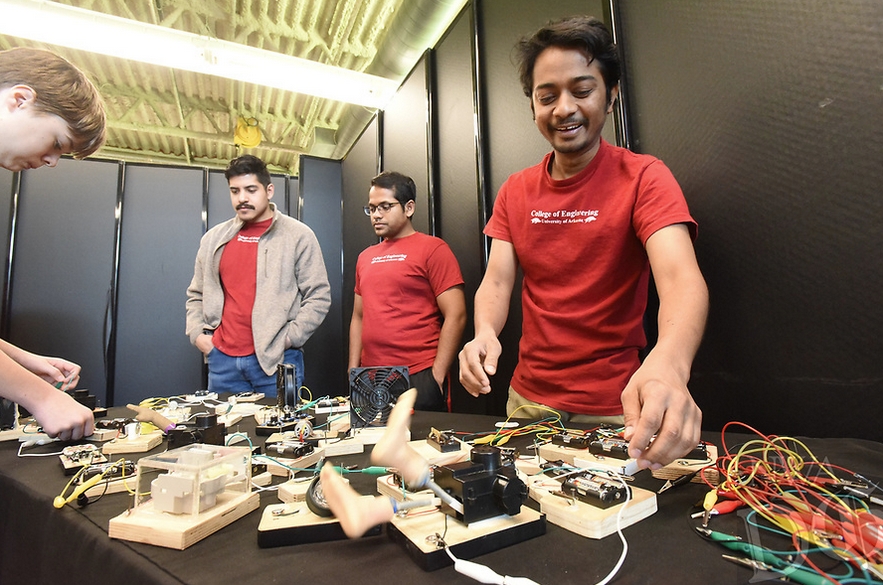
[1,0,880,441]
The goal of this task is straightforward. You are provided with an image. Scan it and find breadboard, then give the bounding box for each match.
[387,506,546,571]
[109,490,259,550]
[101,431,163,455]
[257,501,381,548]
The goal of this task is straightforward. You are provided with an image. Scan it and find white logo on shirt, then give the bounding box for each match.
[237,234,262,243]
[530,208,599,225]
[371,253,408,264]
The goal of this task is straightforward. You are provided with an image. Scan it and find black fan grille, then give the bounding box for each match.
[348,366,410,428]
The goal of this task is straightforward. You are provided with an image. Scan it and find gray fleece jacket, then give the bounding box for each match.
[185,203,331,376]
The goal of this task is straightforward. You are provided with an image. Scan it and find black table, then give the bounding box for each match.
[1,405,881,585]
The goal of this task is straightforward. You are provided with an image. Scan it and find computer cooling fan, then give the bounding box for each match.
[348,366,410,429]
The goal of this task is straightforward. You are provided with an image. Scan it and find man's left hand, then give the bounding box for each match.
[620,354,701,470]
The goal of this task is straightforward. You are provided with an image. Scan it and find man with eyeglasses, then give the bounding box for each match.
[349,171,466,411]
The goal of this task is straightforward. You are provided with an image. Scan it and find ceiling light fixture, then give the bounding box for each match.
[0,0,400,109]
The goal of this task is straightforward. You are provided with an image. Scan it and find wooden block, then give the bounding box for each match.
[540,442,639,476]
[408,439,471,467]
[347,425,387,445]
[87,428,120,442]
[319,436,364,457]
[257,501,381,548]
[264,449,324,477]
[537,442,586,466]
[109,490,259,550]
[388,506,546,571]
[102,431,163,455]
[252,471,273,487]
[326,412,350,435]
[276,478,312,503]
[0,427,28,442]
[376,474,440,506]
[531,483,657,540]
[652,444,719,485]
[83,475,137,498]
[232,392,265,403]
[217,413,242,427]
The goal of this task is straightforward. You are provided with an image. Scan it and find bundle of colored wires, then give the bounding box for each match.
[710,421,883,583]
[466,405,568,447]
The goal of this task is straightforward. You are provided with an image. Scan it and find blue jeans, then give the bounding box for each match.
[207,348,304,396]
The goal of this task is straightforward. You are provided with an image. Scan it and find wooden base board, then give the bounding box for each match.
[387,506,546,571]
[408,439,471,467]
[532,484,656,540]
[102,431,163,455]
[347,426,410,446]
[257,501,382,548]
[651,444,719,485]
[109,490,259,550]
[276,477,312,503]
[0,427,26,442]
[539,442,639,476]
[232,392,265,403]
[376,474,440,507]
[88,428,120,442]
[264,449,324,477]
[264,430,365,457]
[60,450,107,474]
[83,475,137,498]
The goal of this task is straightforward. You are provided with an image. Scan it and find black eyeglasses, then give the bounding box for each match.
[363,201,402,216]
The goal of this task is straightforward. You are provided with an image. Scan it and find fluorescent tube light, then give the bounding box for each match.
[0,0,400,109]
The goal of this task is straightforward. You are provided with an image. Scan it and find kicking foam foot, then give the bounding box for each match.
[319,463,394,538]
[370,389,429,488]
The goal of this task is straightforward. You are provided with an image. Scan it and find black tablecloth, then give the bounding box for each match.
[1,405,881,585]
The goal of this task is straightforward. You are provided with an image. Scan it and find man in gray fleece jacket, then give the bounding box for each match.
[186,155,330,394]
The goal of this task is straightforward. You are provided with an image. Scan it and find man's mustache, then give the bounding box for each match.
[236,203,255,210]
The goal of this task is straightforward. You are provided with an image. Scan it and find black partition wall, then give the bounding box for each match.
[381,57,432,235]
[7,158,119,406]
[2,158,331,408]
[617,0,883,440]
[341,116,381,368]
[299,156,345,397]
[112,164,204,405]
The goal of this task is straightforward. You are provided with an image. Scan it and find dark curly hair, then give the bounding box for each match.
[225,155,271,188]
[371,171,417,207]
[515,15,621,105]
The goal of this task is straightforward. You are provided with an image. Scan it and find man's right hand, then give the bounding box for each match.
[458,334,502,396]
[195,333,214,356]
[30,389,94,441]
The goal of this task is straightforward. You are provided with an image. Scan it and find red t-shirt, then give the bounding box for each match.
[485,140,697,415]
[355,232,464,372]
[213,218,272,356]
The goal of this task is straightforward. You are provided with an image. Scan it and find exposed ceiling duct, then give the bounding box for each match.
[0,0,467,173]
[329,0,468,160]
